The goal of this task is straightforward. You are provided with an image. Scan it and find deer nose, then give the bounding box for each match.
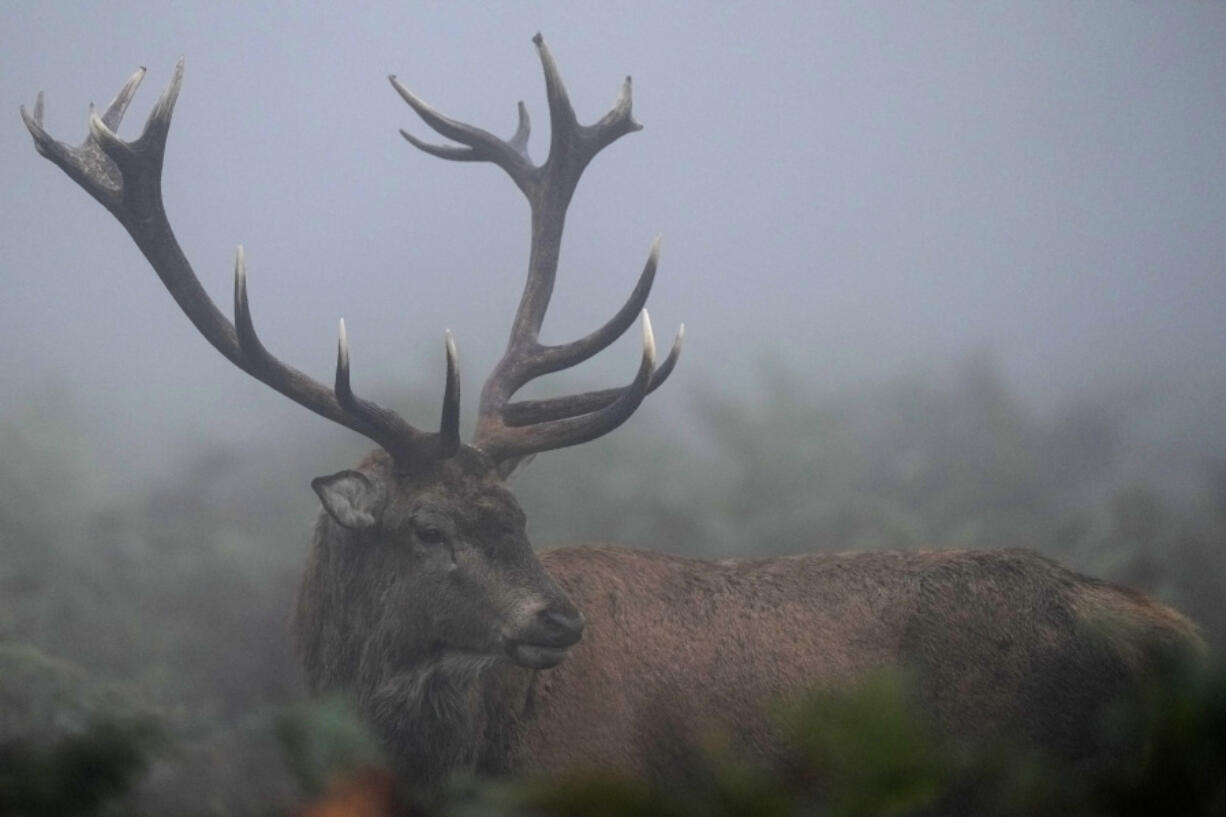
[536,607,585,647]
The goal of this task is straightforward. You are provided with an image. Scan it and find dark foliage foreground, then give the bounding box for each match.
[453,664,1226,817]
[4,659,1223,816]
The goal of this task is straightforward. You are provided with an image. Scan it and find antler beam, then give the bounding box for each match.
[22,62,459,465]
[395,34,683,464]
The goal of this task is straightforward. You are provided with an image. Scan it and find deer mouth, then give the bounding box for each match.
[504,640,572,669]
[501,602,584,669]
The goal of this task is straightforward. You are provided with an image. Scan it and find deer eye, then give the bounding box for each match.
[417,526,445,545]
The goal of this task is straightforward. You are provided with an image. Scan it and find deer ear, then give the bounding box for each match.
[312,470,386,530]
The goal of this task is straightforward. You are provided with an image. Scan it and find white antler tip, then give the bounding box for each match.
[649,234,662,259]
[338,318,349,353]
[233,245,247,286]
[87,111,114,140]
[444,329,458,359]
[641,309,656,364]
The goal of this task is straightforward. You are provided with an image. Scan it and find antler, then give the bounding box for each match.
[21,61,460,465]
[393,34,683,465]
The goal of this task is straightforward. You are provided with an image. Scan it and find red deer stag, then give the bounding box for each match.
[25,35,1203,804]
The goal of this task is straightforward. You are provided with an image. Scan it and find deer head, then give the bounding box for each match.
[23,34,682,671]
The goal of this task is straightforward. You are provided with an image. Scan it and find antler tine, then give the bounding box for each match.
[389,34,680,466]
[84,59,181,188]
[333,318,441,461]
[502,324,684,427]
[527,235,661,379]
[477,312,661,462]
[100,65,146,130]
[532,34,642,171]
[390,75,534,189]
[133,57,184,151]
[439,331,461,457]
[26,63,456,468]
[479,234,680,426]
[508,101,531,155]
[532,32,580,146]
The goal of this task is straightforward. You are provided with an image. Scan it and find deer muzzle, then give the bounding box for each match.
[504,606,585,669]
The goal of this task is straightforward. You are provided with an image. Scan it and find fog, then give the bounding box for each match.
[5,4,1226,811]
[3,1,1224,482]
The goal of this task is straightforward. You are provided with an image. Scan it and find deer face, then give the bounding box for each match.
[312,449,584,670]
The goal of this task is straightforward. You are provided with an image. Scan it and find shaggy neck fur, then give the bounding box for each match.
[294,514,534,800]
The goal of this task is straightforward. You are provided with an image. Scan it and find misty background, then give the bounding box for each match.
[3,2,1226,813]
[4,2,1225,478]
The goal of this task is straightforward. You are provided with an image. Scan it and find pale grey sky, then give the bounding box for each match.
[4,1,1225,477]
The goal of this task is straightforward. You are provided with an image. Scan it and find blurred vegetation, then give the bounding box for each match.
[457,663,1226,817]
[1,357,1223,814]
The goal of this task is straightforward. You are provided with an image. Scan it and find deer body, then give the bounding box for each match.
[536,547,1201,771]
[26,34,1203,806]
[298,474,1202,796]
